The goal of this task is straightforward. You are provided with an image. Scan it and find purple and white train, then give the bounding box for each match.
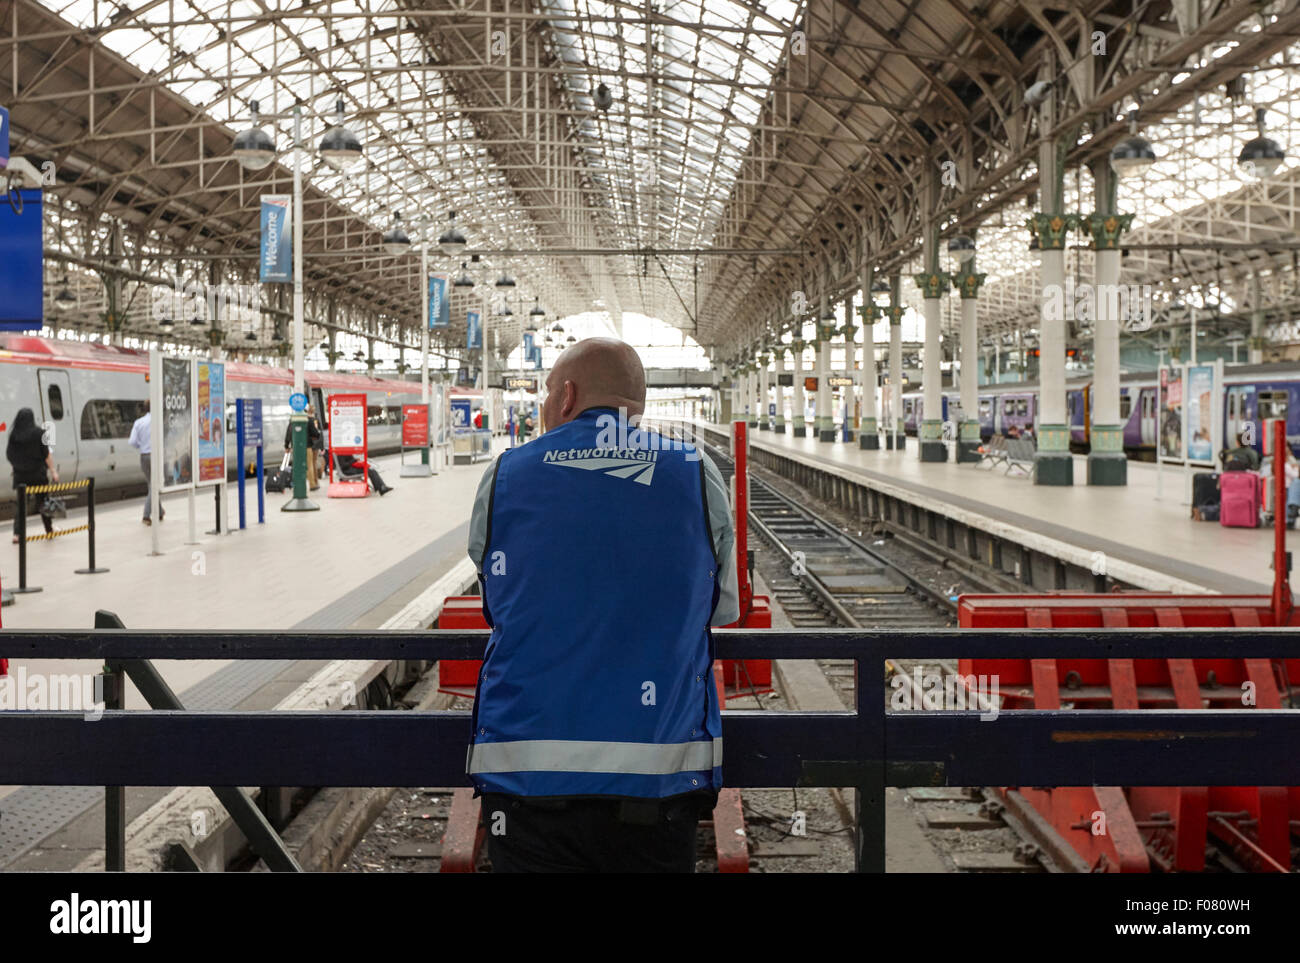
[900,361,1300,458]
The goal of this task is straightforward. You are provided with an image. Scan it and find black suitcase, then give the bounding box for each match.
[1193,471,1220,508]
[265,454,291,493]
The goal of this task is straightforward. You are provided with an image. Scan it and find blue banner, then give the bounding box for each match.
[0,189,42,330]
[523,332,534,355]
[467,310,482,349]
[259,195,292,282]
[530,345,542,368]
[0,106,9,170]
[428,274,449,328]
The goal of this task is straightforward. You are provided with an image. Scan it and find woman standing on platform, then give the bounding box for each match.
[6,407,55,542]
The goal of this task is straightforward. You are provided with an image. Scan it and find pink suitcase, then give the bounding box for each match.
[1219,472,1262,528]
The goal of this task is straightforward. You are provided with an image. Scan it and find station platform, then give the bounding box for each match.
[0,445,499,869]
[700,421,1281,596]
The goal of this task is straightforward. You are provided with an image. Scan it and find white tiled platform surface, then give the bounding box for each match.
[702,421,1285,595]
[0,446,494,830]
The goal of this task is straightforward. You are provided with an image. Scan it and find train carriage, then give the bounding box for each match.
[0,333,428,505]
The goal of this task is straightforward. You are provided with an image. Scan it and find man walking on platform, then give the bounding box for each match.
[128,400,162,525]
[466,337,739,873]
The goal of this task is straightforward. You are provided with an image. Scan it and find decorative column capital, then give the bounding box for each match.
[1081,212,1134,250]
[1028,212,1080,250]
[951,267,987,300]
[913,271,950,299]
[206,328,224,348]
[886,306,905,325]
[861,303,883,323]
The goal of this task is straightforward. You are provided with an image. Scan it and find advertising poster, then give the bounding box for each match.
[1159,365,1183,461]
[196,361,226,483]
[328,393,367,453]
[161,357,194,489]
[451,398,472,428]
[259,195,292,283]
[1186,364,1214,464]
[402,404,429,447]
[467,310,482,349]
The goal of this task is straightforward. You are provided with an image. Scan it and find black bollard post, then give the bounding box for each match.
[76,477,109,575]
[13,484,41,594]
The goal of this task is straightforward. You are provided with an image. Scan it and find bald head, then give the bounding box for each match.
[543,337,646,429]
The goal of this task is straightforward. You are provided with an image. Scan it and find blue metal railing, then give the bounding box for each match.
[3,624,1300,872]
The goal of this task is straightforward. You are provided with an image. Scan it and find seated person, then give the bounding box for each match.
[335,453,393,495]
[1220,432,1261,472]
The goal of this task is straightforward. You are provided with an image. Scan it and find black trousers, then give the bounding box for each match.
[12,470,52,535]
[481,793,709,873]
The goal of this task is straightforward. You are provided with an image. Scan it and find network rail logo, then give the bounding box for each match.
[543,447,660,486]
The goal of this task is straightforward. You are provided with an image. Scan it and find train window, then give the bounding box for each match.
[1120,395,1133,420]
[1016,399,1029,416]
[47,384,64,420]
[1258,391,1289,420]
[978,399,992,418]
[1003,398,1015,415]
[80,399,148,440]
[367,405,384,426]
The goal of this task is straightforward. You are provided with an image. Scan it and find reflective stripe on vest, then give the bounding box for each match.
[468,737,723,776]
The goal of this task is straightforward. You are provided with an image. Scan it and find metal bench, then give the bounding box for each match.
[1005,437,1037,476]
[976,434,1008,470]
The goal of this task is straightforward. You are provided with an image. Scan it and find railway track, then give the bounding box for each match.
[668,424,1076,873]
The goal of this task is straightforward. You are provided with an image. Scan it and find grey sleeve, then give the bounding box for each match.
[702,453,741,626]
[467,455,501,569]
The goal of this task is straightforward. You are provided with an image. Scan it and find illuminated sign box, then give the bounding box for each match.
[505,377,538,391]
[828,376,854,387]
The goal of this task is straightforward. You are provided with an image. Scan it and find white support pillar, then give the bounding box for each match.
[1031,78,1073,485]
[815,292,834,442]
[791,340,807,437]
[757,352,770,429]
[952,260,986,463]
[1085,192,1130,485]
[773,347,786,433]
[887,277,906,451]
[858,269,879,450]
[914,271,948,462]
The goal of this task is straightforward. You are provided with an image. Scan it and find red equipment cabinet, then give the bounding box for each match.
[435,596,488,690]
[955,422,1300,872]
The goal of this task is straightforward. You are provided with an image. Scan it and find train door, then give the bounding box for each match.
[1225,385,1249,449]
[36,368,78,479]
[1140,389,1156,447]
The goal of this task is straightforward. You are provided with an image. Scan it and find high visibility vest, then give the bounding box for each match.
[467,407,723,798]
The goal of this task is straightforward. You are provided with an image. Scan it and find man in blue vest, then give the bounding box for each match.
[466,337,739,872]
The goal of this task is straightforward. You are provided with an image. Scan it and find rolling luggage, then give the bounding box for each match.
[265,453,292,493]
[1219,472,1261,528]
[1192,471,1220,509]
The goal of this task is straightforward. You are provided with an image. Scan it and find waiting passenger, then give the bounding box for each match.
[127,401,164,525]
[1221,432,1261,472]
[466,337,740,873]
[7,407,56,541]
[334,453,392,495]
